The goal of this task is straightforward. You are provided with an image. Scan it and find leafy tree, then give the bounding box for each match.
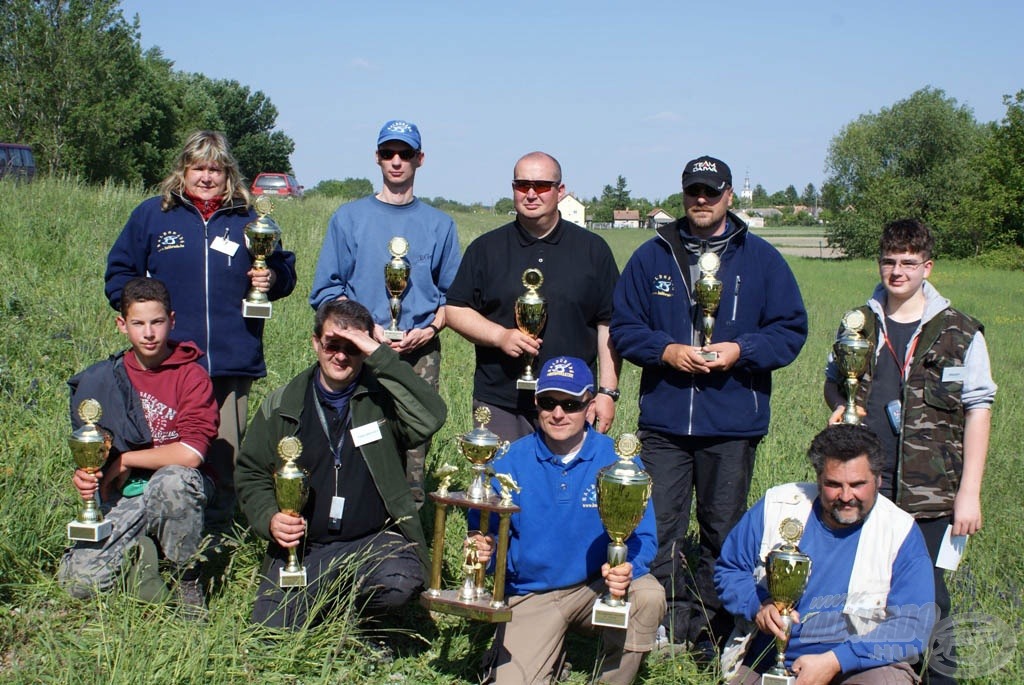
[661,192,684,220]
[768,190,788,206]
[801,183,818,207]
[307,178,374,199]
[783,185,799,205]
[751,184,769,206]
[600,175,632,210]
[494,197,514,214]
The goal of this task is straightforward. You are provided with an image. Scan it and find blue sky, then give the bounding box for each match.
[120,0,1023,205]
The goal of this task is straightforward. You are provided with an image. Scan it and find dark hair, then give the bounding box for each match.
[314,299,374,337]
[120,277,172,317]
[880,218,934,260]
[807,424,885,476]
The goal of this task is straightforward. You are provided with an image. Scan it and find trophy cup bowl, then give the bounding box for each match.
[834,310,875,425]
[67,399,114,541]
[384,236,411,341]
[243,196,282,319]
[763,520,812,684]
[514,268,547,390]
[694,252,723,361]
[456,407,510,502]
[274,437,309,587]
[592,433,652,629]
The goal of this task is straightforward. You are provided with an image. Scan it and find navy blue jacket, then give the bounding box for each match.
[611,214,807,437]
[105,194,296,378]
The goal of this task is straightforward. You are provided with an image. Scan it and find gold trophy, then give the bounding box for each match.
[384,236,411,341]
[762,518,813,685]
[67,399,113,542]
[592,433,652,629]
[420,407,518,622]
[514,268,547,390]
[834,310,875,425]
[242,195,282,319]
[273,437,309,587]
[694,251,723,361]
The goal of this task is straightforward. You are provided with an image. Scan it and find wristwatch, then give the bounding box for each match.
[597,387,620,402]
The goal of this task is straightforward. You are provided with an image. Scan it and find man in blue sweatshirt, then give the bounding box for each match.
[468,357,665,684]
[715,424,935,684]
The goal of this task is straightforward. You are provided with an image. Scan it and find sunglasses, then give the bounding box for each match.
[377,148,419,161]
[684,184,724,199]
[512,179,560,194]
[319,337,362,356]
[536,396,589,413]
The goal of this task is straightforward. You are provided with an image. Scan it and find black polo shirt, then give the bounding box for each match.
[446,218,619,411]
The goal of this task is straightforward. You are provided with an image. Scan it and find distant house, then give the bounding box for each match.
[612,209,641,229]
[646,208,674,229]
[749,207,783,219]
[735,210,765,229]
[558,193,586,228]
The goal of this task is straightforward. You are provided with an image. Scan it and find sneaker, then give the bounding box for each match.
[173,577,208,621]
[655,624,669,650]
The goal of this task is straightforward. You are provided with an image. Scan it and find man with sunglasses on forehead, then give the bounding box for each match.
[467,356,664,684]
[446,151,621,442]
[824,219,996,685]
[611,155,807,653]
[236,299,447,630]
[310,119,461,508]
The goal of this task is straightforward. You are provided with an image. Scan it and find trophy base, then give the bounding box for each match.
[384,329,403,341]
[68,519,112,542]
[762,673,796,685]
[243,300,273,319]
[699,350,719,361]
[516,378,537,391]
[420,589,512,623]
[591,599,630,629]
[279,567,307,588]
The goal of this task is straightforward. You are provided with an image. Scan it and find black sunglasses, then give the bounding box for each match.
[536,396,589,413]
[512,179,559,194]
[377,148,419,161]
[684,184,724,199]
[319,337,361,356]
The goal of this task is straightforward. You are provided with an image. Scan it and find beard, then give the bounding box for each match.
[828,499,867,526]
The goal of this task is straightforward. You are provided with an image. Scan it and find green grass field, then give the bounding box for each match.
[0,179,1020,683]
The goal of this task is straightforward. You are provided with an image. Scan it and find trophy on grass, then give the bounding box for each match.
[515,268,547,390]
[762,518,812,685]
[384,236,411,341]
[67,399,113,542]
[694,252,723,361]
[243,195,282,319]
[592,433,652,629]
[420,407,518,622]
[833,309,875,425]
[274,437,309,588]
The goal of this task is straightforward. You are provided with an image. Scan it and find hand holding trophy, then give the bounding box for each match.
[384,236,411,341]
[243,196,282,319]
[833,310,874,425]
[694,252,723,361]
[762,518,812,685]
[592,433,652,629]
[274,436,309,587]
[67,399,113,542]
[515,268,547,390]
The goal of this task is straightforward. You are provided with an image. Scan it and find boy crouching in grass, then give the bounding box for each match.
[58,277,219,619]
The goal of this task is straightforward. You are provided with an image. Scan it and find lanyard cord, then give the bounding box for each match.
[881,328,919,387]
[313,396,350,497]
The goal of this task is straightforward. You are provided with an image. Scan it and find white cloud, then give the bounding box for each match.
[350,57,373,70]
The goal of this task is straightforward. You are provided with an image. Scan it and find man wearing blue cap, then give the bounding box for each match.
[310,119,461,507]
[468,356,665,684]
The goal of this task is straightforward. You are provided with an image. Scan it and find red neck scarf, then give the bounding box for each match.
[184,192,223,221]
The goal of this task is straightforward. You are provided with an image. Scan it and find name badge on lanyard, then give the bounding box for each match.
[350,420,383,447]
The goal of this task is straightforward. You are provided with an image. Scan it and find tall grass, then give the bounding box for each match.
[0,178,1020,682]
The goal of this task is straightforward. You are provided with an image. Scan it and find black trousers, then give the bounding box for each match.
[916,516,956,685]
[252,530,424,630]
[639,430,759,645]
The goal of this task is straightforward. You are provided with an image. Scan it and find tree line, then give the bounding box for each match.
[0,0,294,186]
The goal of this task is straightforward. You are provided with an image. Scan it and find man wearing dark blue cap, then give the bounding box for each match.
[611,155,808,652]
[467,356,664,684]
[310,119,461,507]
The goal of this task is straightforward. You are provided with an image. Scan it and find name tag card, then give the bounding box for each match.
[350,421,383,447]
[211,236,240,256]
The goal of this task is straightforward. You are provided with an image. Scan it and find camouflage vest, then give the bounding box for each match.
[853,305,983,518]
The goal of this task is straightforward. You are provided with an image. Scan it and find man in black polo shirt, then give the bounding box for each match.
[445,151,620,441]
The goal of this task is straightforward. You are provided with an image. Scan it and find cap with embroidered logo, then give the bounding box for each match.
[535,356,594,398]
[682,155,732,191]
[377,119,421,150]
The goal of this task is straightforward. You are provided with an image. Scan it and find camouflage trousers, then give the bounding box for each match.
[58,465,211,599]
[401,338,440,508]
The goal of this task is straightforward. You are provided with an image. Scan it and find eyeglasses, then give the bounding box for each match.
[684,184,724,199]
[377,148,419,161]
[878,258,929,272]
[319,337,362,356]
[536,396,590,413]
[512,179,560,194]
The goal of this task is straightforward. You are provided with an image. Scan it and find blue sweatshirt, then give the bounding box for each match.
[470,429,658,596]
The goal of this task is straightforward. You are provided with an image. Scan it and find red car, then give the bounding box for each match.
[251,172,304,199]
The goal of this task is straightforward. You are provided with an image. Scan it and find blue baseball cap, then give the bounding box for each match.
[536,356,594,398]
[377,119,421,150]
